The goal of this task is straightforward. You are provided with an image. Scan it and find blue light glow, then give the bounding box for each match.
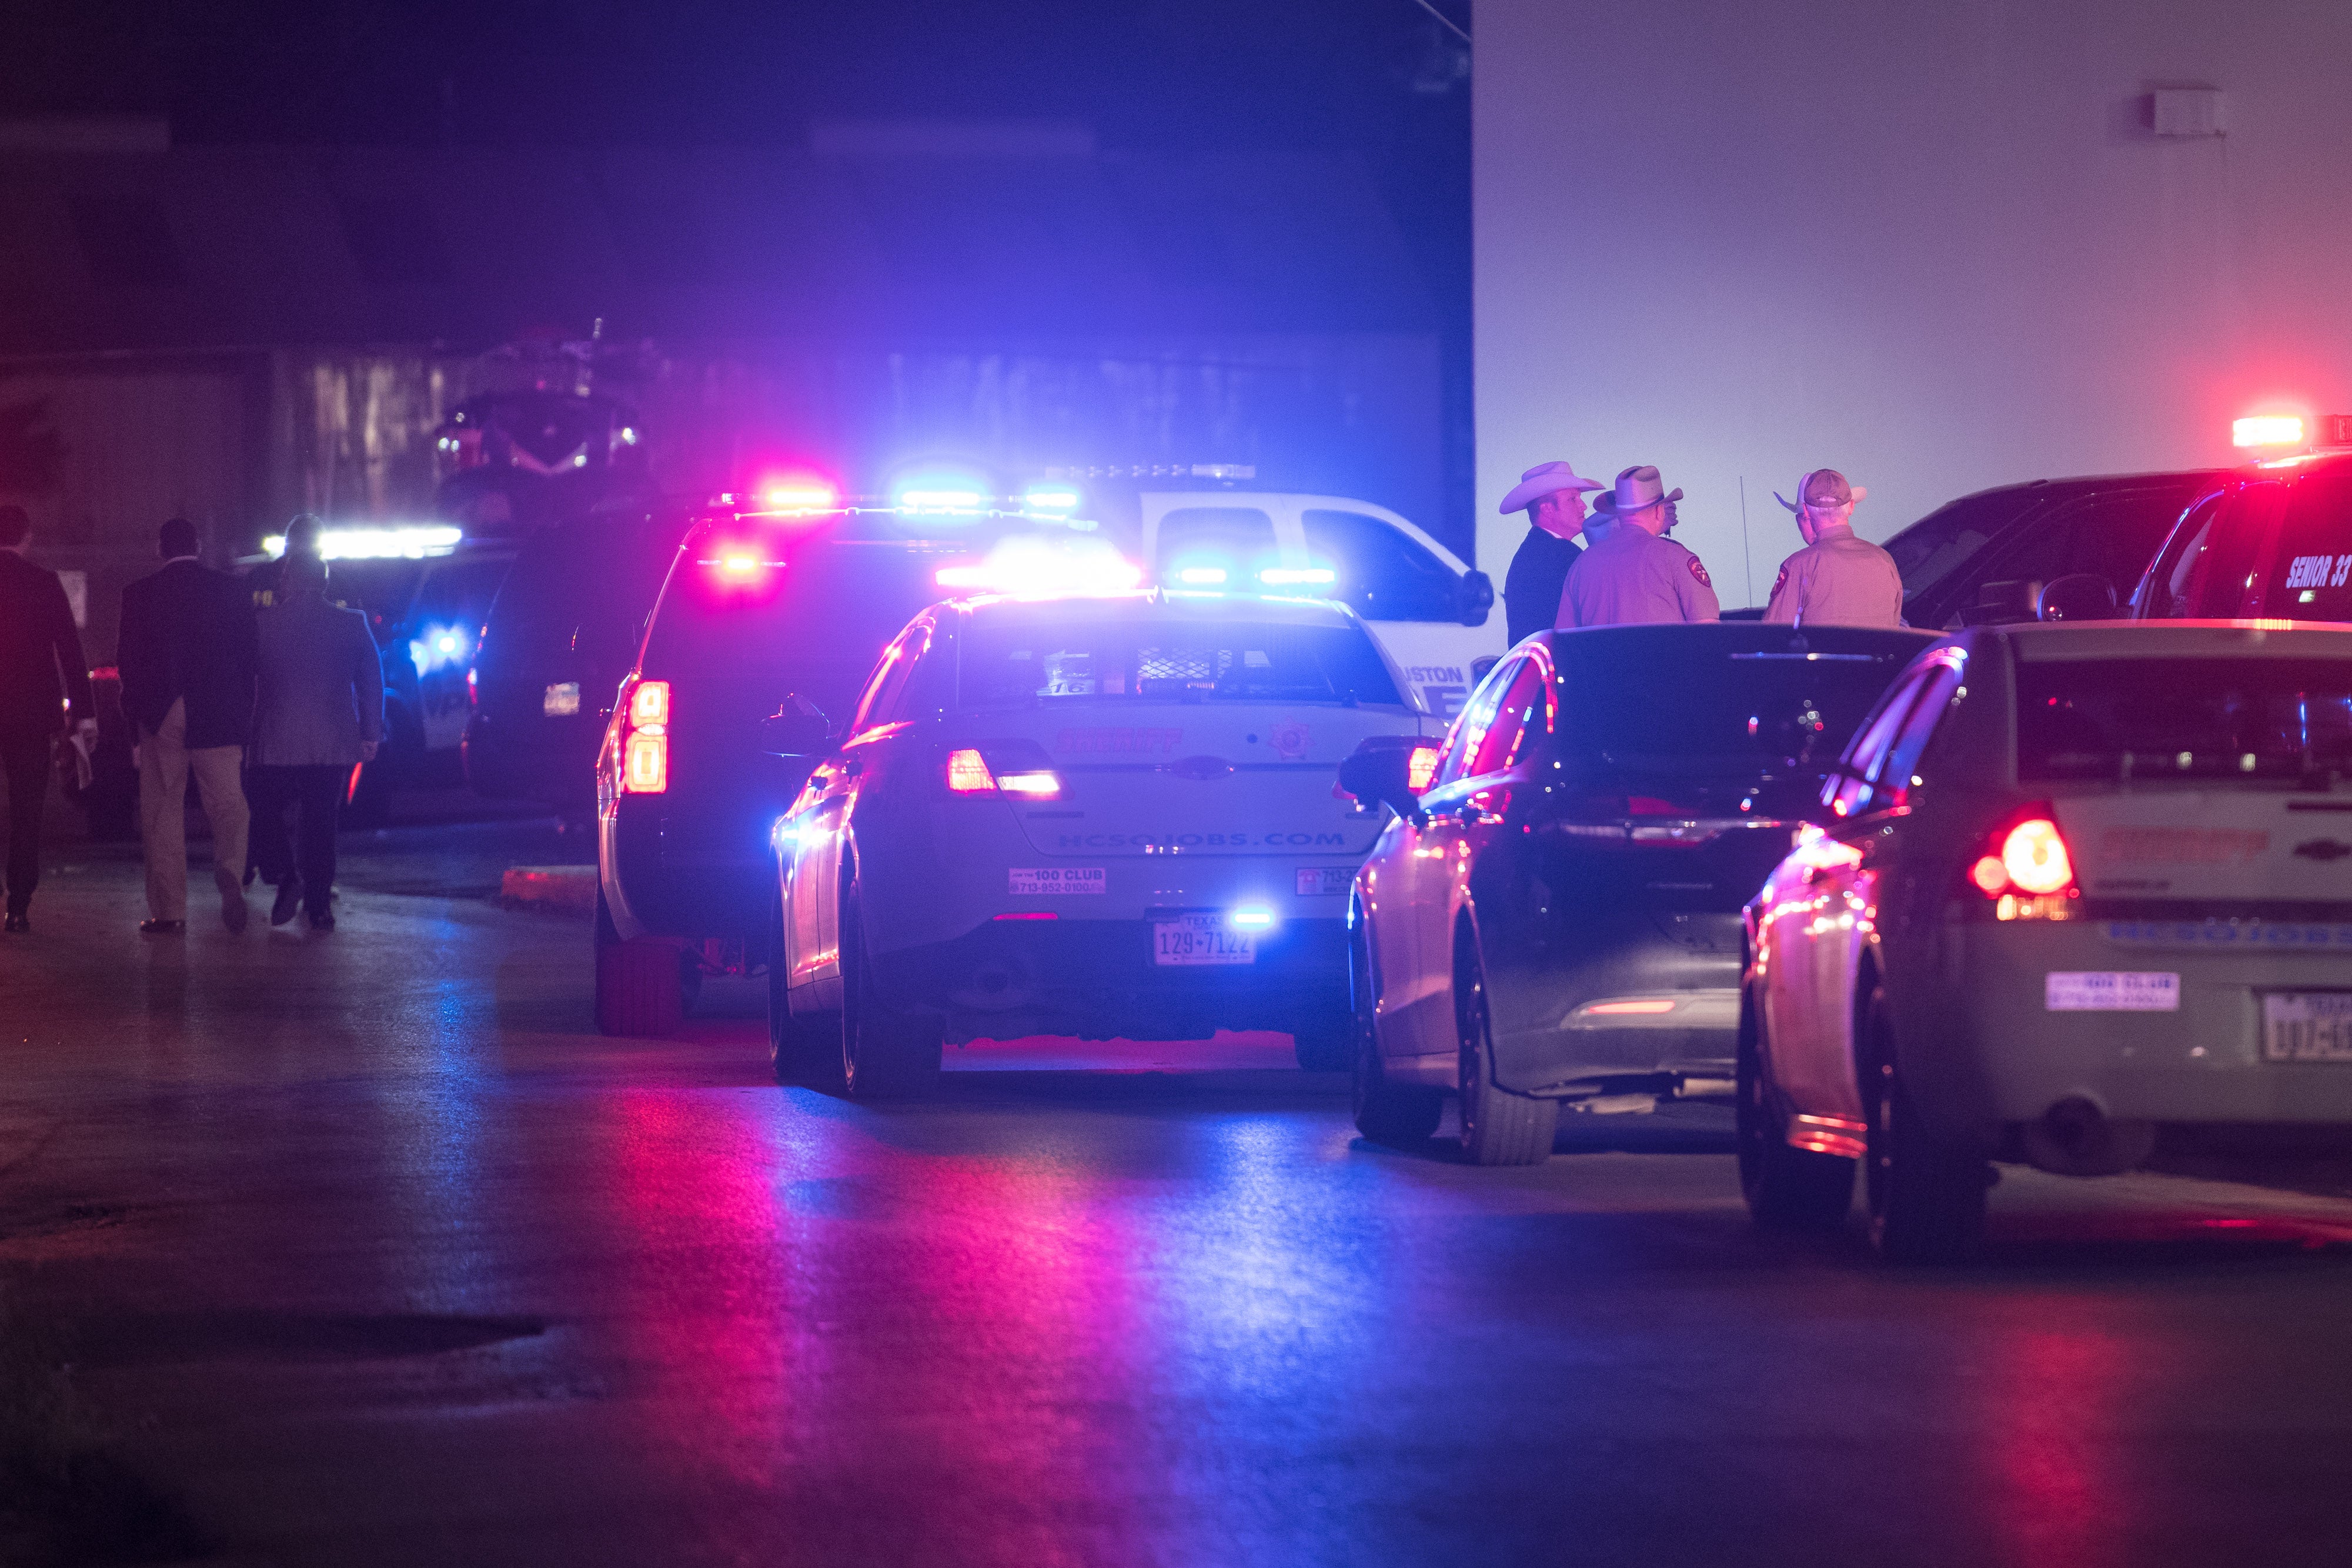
[1258,567,1336,587]
[1230,907,1275,930]
[1178,566,1229,586]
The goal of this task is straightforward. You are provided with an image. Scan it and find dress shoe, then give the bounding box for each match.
[3,912,27,934]
[308,911,336,932]
[216,865,249,934]
[271,876,303,927]
[138,919,186,935]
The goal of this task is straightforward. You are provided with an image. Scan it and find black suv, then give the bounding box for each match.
[2134,448,2352,623]
[592,503,1083,1034]
[465,506,684,818]
[1882,469,2220,629]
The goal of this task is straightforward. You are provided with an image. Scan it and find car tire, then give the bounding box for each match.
[594,885,683,1037]
[837,877,941,1101]
[1736,986,1853,1231]
[1454,938,1556,1166]
[767,895,840,1088]
[1349,921,1441,1145]
[1861,981,1987,1263]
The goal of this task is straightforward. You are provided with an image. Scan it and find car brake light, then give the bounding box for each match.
[947,748,997,794]
[1967,811,2078,920]
[630,681,670,727]
[624,731,668,793]
[1406,743,1442,794]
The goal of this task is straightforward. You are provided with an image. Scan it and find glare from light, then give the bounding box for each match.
[1585,999,1676,1016]
[1023,487,1080,512]
[620,426,639,444]
[264,524,463,561]
[2000,817,2073,895]
[996,770,1063,799]
[1259,567,1337,586]
[1405,744,1441,793]
[2233,414,2306,449]
[721,554,758,574]
[1230,907,1275,930]
[934,537,1144,597]
[900,488,986,511]
[1177,566,1229,586]
[764,484,836,510]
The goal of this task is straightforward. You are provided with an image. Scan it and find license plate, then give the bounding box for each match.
[1296,867,1351,896]
[2045,971,2180,1011]
[2263,992,2352,1062]
[543,681,581,716]
[1008,867,1105,895]
[1152,914,1256,966]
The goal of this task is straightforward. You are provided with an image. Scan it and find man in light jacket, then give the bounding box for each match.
[249,554,383,931]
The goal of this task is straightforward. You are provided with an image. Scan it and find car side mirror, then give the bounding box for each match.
[757,699,833,757]
[1338,734,1434,822]
[2035,573,2117,623]
[1456,569,1495,627]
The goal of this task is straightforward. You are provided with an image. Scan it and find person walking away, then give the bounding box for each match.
[1499,460,1606,646]
[1764,469,1904,628]
[119,517,257,935]
[245,512,329,611]
[249,554,382,931]
[1556,466,1722,627]
[0,506,96,933]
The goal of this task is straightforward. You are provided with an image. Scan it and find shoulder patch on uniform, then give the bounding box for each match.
[1687,556,1712,589]
[1769,564,1790,599]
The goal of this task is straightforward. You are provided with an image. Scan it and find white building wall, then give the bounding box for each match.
[1474,0,2352,606]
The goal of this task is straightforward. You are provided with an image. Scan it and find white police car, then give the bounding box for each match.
[763,588,1438,1095]
[1743,620,2352,1261]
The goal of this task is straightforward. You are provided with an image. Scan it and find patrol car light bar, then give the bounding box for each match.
[2233,415,2305,449]
[262,525,463,560]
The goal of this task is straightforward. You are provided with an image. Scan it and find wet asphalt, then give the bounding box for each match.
[7,807,2352,1566]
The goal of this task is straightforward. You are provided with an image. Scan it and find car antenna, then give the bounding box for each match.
[1739,476,1755,608]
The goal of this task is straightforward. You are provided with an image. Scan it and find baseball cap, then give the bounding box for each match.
[1800,470,1863,507]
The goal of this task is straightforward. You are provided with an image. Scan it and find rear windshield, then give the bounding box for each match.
[490,513,681,653]
[2017,656,2352,782]
[642,537,956,719]
[1545,641,1917,776]
[958,618,1402,710]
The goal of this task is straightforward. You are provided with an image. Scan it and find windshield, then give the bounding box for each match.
[1883,489,2043,610]
[2017,656,2352,783]
[642,536,958,722]
[958,617,1402,710]
[1544,638,1919,783]
[2254,474,2352,621]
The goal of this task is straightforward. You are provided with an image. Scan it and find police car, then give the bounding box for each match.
[2134,424,2352,624]
[764,588,1436,1095]
[1743,620,2352,1262]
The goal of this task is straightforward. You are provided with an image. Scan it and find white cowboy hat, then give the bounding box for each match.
[1590,464,1684,516]
[1773,469,1868,513]
[1499,460,1605,514]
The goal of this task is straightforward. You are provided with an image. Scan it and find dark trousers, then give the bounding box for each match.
[248,764,344,915]
[0,730,49,915]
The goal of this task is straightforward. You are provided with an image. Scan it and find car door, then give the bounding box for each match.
[1770,653,1964,1119]
[1386,653,1548,1056]
[783,621,929,1009]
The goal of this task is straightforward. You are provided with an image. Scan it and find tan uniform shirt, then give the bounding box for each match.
[1762,524,1905,628]
[1555,524,1722,627]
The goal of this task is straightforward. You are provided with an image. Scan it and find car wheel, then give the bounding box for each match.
[593,885,682,1037]
[1861,981,1987,1263]
[1455,938,1556,1166]
[1349,920,1441,1145]
[768,894,840,1088]
[837,877,941,1101]
[1736,986,1853,1231]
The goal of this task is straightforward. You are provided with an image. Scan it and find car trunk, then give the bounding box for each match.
[2053,785,2352,908]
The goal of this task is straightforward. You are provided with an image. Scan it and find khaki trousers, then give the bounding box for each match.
[138,699,249,921]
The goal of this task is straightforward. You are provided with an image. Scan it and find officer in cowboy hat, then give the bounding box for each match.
[1499,460,1607,646]
[1763,469,1903,628]
[1556,466,1720,627]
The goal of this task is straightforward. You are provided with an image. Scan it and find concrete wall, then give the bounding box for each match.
[1474,0,2352,604]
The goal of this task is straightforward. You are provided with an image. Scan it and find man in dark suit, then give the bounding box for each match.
[250,553,383,931]
[118,517,258,935]
[0,505,95,932]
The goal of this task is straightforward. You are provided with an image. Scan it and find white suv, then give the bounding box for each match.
[764,591,1436,1095]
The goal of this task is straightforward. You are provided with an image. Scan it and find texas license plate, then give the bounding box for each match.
[1152,915,1256,966]
[2262,992,2352,1062]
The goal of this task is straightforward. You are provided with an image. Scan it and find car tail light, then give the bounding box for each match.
[947,748,998,794]
[618,678,670,794]
[1966,809,2079,920]
[1405,743,1441,794]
